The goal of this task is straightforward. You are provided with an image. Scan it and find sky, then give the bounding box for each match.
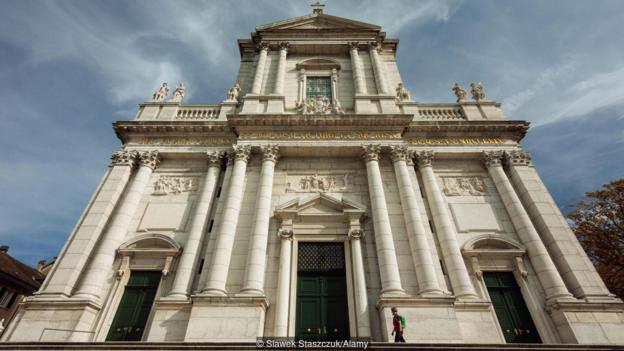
[1,0,623,265]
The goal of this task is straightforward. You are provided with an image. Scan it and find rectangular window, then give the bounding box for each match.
[306,77,332,100]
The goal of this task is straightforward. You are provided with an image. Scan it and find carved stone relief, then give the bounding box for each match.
[442,176,486,196]
[153,176,199,195]
[285,172,351,193]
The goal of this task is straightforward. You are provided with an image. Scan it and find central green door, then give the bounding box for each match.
[484,272,541,344]
[106,271,161,341]
[295,243,349,341]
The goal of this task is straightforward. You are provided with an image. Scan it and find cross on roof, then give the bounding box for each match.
[311,1,325,14]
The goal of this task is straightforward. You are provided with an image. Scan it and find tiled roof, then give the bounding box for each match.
[0,251,45,292]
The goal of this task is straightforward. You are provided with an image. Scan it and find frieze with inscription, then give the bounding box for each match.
[286,173,351,193]
[407,138,505,146]
[137,137,233,146]
[442,177,486,196]
[154,176,199,195]
[240,131,401,141]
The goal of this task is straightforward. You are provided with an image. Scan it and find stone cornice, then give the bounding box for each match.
[113,121,233,144]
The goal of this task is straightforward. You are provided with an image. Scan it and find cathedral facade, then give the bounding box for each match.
[4,6,624,345]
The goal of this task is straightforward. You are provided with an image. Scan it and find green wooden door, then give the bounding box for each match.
[484,272,541,343]
[106,271,161,341]
[295,243,350,341]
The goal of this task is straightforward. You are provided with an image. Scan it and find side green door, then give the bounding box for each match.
[295,243,350,341]
[106,271,161,341]
[484,272,541,343]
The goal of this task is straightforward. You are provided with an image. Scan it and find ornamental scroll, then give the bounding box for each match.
[286,173,351,193]
[154,176,199,195]
[442,177,486,196]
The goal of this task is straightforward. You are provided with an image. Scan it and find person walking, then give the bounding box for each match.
[391,307,406,342]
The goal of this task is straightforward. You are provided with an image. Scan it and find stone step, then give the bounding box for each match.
[0,343,622,351]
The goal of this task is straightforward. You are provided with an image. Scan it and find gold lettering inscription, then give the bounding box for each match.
[239,131,402,140]
[136,137,233,146]
[407,138,505,145]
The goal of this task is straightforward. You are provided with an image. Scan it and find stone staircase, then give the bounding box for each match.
[0,343,622,351]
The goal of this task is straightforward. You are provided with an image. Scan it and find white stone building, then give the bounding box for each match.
[3,6,624,346]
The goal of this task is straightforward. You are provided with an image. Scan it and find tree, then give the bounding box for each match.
[567,179,624,299]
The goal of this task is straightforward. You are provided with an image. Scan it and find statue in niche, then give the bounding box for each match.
[470,81,486,101]
[170,83,185,102]
[395,82,412,102]
[152,82,169,101]
[226,83,241,101]
[452,82,467,102]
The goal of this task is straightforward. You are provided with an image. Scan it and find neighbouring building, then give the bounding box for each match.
[3,5,624,346]
[0,246,47,337]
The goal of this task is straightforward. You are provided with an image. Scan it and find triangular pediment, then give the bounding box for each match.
[256,13,380,31]
[275,193,366,219]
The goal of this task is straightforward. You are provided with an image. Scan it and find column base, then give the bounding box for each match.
[2,297,101,342]
[145,299,192,341]
[547,299,624,344]
[235,288,265,297]
[183,295,269,342]
[160,293,190,301]
[198,288,228,297]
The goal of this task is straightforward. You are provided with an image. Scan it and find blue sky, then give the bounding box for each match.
[1,0,623,265]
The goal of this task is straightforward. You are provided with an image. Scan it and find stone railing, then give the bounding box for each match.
[175,105,221,120]
[417,104,466,120]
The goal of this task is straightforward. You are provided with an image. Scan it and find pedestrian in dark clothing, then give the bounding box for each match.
[391,306,406,342]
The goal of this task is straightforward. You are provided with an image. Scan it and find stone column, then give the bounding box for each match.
[74,151,160,301]
[273,228,293,337]
[167,151,224,299]
[349,229,371,337]
[361,145,404,296]
[390,146,442,296]
[240,145,279,295]
[273,43,289,95]
[483,151,573,302]
[415,151,477,299]
[196,152,235,292]
[368,42,389,95]
[298,69,306,102]
[504,150,612,299]
[201,145,251,295]
[349,42,366,95]
[39,150,137,297]
[251,42,269,95]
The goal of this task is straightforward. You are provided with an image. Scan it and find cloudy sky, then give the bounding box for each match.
[1,0,623,265]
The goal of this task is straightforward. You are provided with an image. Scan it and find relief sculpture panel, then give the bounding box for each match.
[153,176,199,195]
[286,172,351,193]
[442,176,486,196]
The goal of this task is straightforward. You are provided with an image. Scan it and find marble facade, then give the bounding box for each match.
[3,6,624,346]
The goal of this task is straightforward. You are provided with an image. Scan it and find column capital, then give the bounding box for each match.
[256,42,270,52]
[413,150,434,168]
[504,149,532,168]
[348,229,364,240]
[368,41,381,52]
[361,144,382,162]
[110,150,138,167]
[278,42,290,51]
[389,145,409,163]
[349,41,360,51]
[260,144,280,163]
[482,150,504,168]
[232,144,252,162]
[207,151,225,168]
[278,229,293,240]
[138,150,160,170]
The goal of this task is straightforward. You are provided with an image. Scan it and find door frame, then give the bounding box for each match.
[287,236,357,338]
